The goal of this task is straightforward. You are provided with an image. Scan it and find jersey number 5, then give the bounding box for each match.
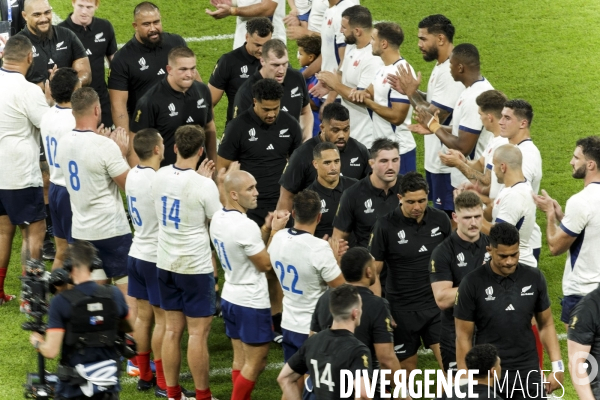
[310,359,335,392]
[161,196,181,229]
[127,196,142,226]
[274,261,303,294]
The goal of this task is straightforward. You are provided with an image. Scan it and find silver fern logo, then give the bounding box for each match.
[364,199,374,214]
[397,230,408,244]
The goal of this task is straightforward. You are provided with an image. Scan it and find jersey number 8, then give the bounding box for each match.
[68,161,80,191]
[274,261,303,294]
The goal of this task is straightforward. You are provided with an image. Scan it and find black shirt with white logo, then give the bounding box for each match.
[59,15,117,126]
[218,107,302,207]
[333,174,402,248]
[18,25,87,84]
[287,328,372,400]
[311,286,393,368]
[130,77,213,166]
[430,231,490,354]
[568,287,600,398]
[369,207,451,311]
[307,176,357,239]
[279,134,371,194]
[208,43,260,124]
[454,262,551,371]
[232,67,309,121]
[108,33,186,115]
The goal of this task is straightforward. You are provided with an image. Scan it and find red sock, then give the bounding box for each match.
[232,369,241,385]
[167,385,182,400]
[0,268,7,296]
[196,388,213,400]
[130,355,138,367]
[532,325,544,370]
[137,351,153,381]
[154,359,167,390]
[231,375,255,400]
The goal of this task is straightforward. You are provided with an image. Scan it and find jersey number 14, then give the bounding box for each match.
[161,196,181,229]
[310,359,335,392]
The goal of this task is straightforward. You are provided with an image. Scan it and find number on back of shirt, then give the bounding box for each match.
[274,261,303,294]
[310,359,335,392]
[214,238,232,271]
[68,161,80,191]
[161,196,181,229]
[45,136,60,168]
[127,196,142,226]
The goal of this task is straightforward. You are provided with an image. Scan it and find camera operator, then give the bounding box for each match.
[29,240,132,400]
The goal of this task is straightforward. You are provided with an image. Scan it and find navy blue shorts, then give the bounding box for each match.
[157,269,215,318]
[533,248,540,263]
[0,187,45,225]
[298,11,310,22]
[221,299,273,344]
[425,171,454,211]
[49,183,73,242]
[561,295,583,324]
[282,328,309,362]
[127,256,160,306]
[89,234,132,278]
[400,148,417,175]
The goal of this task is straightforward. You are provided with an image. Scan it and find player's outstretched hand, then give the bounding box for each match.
[408,123,431,135]
[110,127,129,157]
[315,71,338,91]
[309,80,330,99]
[217,161,241,186]
[349,89,371,104]
[197,159,215,178]
[328,236,339,258]
[271,210,290,231]
[532,189,555,214]
[396,63,421,96]
[545,371,564,395]
[205,4,232,19]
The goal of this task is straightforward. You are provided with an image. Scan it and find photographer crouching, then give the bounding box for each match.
[29,241,133,400]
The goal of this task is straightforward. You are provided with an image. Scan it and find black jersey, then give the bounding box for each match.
[233,67,309,121]
[311,286,393,368]
[18,25,87,84]
[430,231,490,351]
[107,33,186,115]
[279,134,370,194]
[287,328,372,400]
[208,43,261,123]
[333,174,402,248]
[454,262,551,371]
[218,107,302,207]
[130,78,213,166]
[307,176,358,239]
[369,207,451,310]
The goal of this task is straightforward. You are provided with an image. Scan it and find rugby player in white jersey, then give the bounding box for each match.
[152,125,222,400]
[210,169,289,400]
[268,189,345,368]
[350,21,417,172]
[388,14,465,215]
[39,68,80,270]
[533,136,600,330]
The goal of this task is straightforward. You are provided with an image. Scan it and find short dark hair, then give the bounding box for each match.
[452,43,480,68]
[50,68,79,104]
[293,189,321,224]
[261,39,287,60]
[454,190,483,212]
[373,22,404,48]
[297,35,321,57]
[3,34,33,63]
[175,125,205,159]
[418,14,455,43]
[66,240,98,271]
[476,90,508,119]
[489,222,519,247]
[341,5,372,29]
[252,78,284,102]
[71,87,99,116]
[466,344,499,378]
[133,128,161,160]
[134,1,159,17]
[329,284,360,321]
[322,103,349,124]
[168,46,195,64]
[313,142,338,160]
[576,136,600,168]
[340,247,372,283]
[246,17,274,37]
[504,99,534,127]
[399,171,428,195]
[369,138,399,159]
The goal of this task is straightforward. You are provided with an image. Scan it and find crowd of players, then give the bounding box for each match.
[2,0,600,399]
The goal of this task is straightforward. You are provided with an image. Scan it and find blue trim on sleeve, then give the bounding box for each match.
[390,98,410,104]
[495,218,506,224]
[486,163,493,170]
[430,100,454,113]
[459,125,483,135]
[515,216,525,230]
[569,228,586,270]
[559,223,579,237]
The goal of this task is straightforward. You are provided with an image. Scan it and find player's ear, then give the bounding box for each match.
[317,213,322,224]
[312,159,318,170]
[291,209,296,220]
[452,212,458,223]
[397,193,402,202]
[166,64,172,74]
[173,144,178,154]
[197,146,204,158]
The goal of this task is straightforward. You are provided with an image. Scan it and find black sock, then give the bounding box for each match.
[272,313,282,332]
[45,204,52,240]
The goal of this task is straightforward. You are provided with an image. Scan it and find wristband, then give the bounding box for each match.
[231,7,238,16]
[214,276,219,285]
[551,360,564,372]
[427,117,441,133]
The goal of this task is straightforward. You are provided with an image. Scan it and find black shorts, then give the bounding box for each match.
[391,307,441,358]
[495,369,545,399]
[440,342,457,372]
[0,187,46,225]
[561,295,583,323]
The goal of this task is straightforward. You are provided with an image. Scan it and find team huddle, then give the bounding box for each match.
[2,0,600,399]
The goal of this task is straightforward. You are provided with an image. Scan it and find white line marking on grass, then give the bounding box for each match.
[52,12,63,24]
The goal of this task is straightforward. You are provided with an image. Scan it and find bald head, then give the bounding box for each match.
[23,0,53,39]
[224,171,259,211]
[224,170,252,193]
[494,144,522,169]
[24,0,50,11]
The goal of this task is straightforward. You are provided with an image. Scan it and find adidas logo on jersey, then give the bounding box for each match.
[279,129,290,138]
[350,157,360,167]
[56,41,67,50]
[168,103,178,117]
[418,245,428,252]
[240,65,249,78]
[157,68,165,75]
[521,285,534,296]
[505,304,515,311]
[186,116,194,123]
[266,144,275,150]
[290,86,301,98]
[94,32,106,42]
[86,49,92,56]
[281,106,289,112]
[248,128,258,141]
[139,57,149,71]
